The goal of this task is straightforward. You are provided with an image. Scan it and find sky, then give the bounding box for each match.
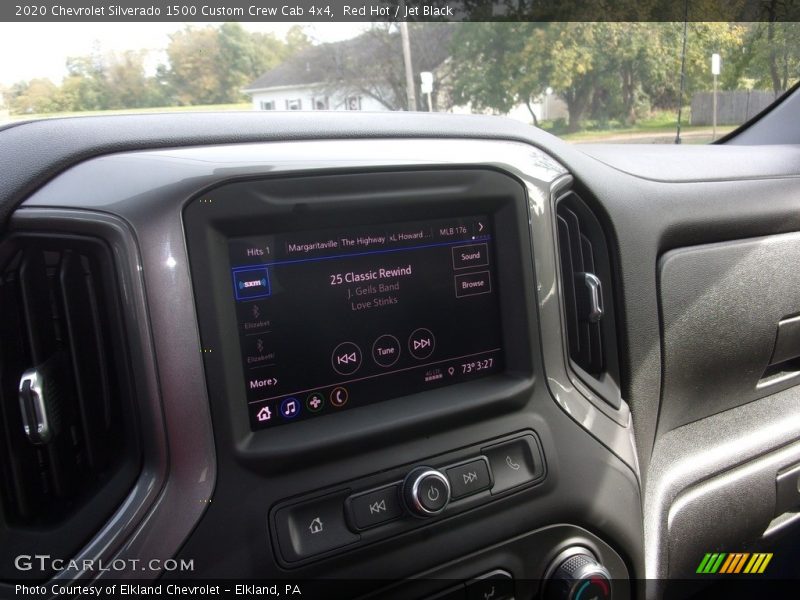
[0,22,368,86]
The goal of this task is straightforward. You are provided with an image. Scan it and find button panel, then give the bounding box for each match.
[270,432,545,565]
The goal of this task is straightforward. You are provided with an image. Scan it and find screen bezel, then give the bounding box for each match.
[184,168,537,467]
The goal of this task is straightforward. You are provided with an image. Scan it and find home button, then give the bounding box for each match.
[273,491,359,562]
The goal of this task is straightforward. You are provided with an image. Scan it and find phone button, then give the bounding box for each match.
[330,387,349,407]
[482,436,544,494]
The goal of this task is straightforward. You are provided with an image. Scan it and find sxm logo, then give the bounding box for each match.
[696,552,773,574]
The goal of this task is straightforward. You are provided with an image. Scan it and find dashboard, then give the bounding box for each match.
[1,109,800,600]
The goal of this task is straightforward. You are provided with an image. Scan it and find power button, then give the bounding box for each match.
[403,467,451,517]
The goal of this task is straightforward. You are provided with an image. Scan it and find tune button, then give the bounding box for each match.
[372,334,401,367]
[402,467,451,517]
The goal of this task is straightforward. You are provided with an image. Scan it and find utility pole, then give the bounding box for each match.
[675,8,689,145]
[399,19,417,111]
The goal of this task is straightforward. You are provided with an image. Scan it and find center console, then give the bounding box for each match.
[174,144,641,598]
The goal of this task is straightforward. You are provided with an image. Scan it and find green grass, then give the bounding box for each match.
[538,108,735,141]
[1,103,251,123]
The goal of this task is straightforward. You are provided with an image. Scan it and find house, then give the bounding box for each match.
[243,36,392,113]
[243,29,568,125]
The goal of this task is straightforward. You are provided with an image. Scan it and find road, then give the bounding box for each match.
[570,127,735,144]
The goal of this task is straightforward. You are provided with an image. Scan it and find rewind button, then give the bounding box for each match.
[331,342,363,376]
[348,485,403,531]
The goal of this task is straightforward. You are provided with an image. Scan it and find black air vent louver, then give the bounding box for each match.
[556,193,622,408]
[0,234,140,580]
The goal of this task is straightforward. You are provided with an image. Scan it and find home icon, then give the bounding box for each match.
[309,517,323,535]
[256,406,272,422]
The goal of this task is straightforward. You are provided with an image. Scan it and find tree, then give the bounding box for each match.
[104,51,154,109]
[165,24,310,105]
[8,79,62,114]
[217,23,305,103]
[733,21,800,96]
[318,24,454,111]
[165,26,223,105]
[450,23,542,121]
[450,22,750,132]
[451,22,601,131]
[4,24,311,115]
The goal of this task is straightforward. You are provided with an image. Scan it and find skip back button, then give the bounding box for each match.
[347,485,403,530]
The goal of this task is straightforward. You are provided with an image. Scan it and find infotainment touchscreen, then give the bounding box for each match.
[229,215,504,430]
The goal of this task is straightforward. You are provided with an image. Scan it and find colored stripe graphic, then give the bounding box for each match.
[758,553,773,573]
[732,553,749,573]
[696,553,712,574]
[710,553,726,573]
[726,553,738,573]
[699,553,727,573]
[719,554,736,574]
[699,552,773,574]
[744,553,773,574]
[743,554,759,574]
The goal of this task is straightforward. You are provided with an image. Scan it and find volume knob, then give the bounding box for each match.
[402,467,451,517]
[545,548,612,600]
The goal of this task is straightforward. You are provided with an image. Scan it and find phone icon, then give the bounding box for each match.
[330,387,349,407]
[505,455,521,471]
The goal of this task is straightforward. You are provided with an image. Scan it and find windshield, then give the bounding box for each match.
[1,20,798,144]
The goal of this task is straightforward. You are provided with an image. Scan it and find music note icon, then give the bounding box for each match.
[280,397,300,419]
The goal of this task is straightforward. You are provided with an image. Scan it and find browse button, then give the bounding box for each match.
[455,271,492,298]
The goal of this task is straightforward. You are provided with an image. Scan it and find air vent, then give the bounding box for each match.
[556,192,622,408]
[0,234,140,579]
